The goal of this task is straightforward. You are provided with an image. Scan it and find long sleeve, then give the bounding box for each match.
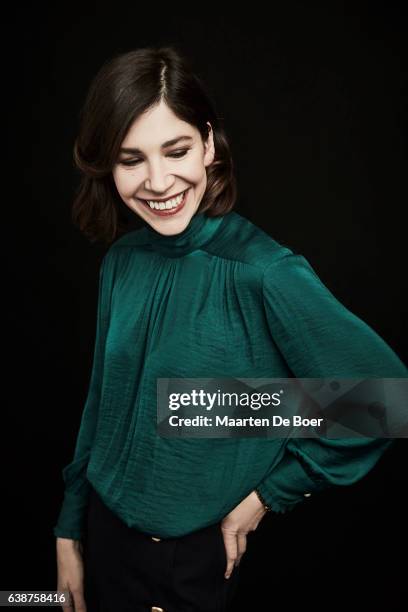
[53,251,115,539]
[256,252,408,514]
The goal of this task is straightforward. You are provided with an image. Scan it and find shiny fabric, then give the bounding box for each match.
[53,210,407,541]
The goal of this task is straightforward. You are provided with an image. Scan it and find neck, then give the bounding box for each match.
[143,211,226,257]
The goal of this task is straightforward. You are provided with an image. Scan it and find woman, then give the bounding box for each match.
[54,46,407,612]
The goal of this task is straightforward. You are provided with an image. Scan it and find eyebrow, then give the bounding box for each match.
[119,135,193,154]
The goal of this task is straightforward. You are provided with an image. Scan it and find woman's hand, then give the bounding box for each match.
[220,490,268,579]
[56,537,86,611]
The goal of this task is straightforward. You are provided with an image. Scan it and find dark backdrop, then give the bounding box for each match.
[4,2,407,610]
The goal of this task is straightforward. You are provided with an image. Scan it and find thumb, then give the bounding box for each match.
[57,584,74,610]
[71,588,87,612]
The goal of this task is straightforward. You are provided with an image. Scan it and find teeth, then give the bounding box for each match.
[147,191,186,210]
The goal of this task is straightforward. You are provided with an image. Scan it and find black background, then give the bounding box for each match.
[4,2,407,610]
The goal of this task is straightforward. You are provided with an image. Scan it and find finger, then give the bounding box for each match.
[72,589,87,612]
[57,584,73,610]
[222,528,238,579]
[235,532,247,566]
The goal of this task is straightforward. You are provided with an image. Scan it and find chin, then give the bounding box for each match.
[149,208,195,235]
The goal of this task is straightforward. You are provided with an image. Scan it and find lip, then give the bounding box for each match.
[138,188,190,217]
[139,189,187,202]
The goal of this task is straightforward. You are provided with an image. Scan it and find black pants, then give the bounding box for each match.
[83,485,241,612]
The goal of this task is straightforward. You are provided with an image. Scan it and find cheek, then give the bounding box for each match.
[112,169,138,197]
[183,154,207,182]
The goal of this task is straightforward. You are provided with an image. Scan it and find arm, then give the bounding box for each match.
[53,251,115,539]
[256,252,407,514]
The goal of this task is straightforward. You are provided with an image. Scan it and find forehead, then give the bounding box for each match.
[121,100,196,151]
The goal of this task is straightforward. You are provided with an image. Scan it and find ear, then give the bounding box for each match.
[203,121,215,167]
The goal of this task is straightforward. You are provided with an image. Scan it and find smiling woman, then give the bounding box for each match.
[54,44,408,612]
[56,44,243,612]
[111,99,213,233]
[70,46,236,245]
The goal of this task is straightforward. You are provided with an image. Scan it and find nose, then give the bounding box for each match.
[145,159,172,194]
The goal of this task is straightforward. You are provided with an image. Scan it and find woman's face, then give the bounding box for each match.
[112,100,215,236]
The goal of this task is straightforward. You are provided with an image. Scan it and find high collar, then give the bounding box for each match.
[143,211,225,258]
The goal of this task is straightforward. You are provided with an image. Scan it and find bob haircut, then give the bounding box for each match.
[71,45,237,245]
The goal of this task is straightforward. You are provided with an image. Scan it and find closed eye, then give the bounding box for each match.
[120,148,191,167]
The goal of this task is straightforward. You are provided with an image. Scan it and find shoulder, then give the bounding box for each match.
[221,214,324,285]
[99,226,149,269]
[209,211,297,273]
[109,226,149,252]
[218,214,328,297]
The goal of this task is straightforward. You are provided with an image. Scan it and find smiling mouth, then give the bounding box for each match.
[138,188,190,216]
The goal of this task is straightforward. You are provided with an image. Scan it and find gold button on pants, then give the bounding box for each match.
[84,486,240,610]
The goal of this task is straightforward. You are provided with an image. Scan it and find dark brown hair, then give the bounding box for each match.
[71,45,237,245]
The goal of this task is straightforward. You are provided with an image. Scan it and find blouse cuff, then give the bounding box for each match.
[53,489,89,540]
[256,445,328,514]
